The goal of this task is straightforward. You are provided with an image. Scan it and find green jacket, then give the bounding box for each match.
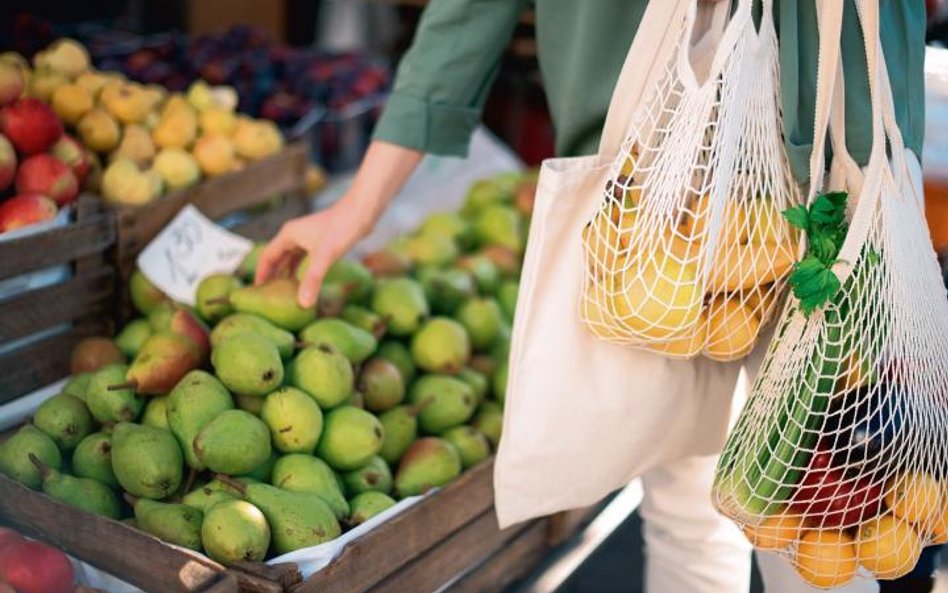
[373,0,925,185]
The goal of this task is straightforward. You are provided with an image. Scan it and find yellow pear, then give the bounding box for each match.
[304,163,326,195]
[161,94,193,117]
[77,108,121,153]
[193,134,237,177]
[232,119,284,161]
[152,110,198,149]
[101,159,163,206]
[186,80,215,112]
[152,148,201,191]
[142,84,166,111]
[683,193,748,245]
[707,241,794,294]
[28,68,68,102]
[75,70,109,99]
[110,124,156,168]
[200,107,237,135]
[101,83,152,124]
[609,251,703,340]
[704,296,759,361]
[34,39,90,78]
[51,82,93,125]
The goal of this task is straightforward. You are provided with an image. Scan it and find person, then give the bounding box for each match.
[255,1,927,591]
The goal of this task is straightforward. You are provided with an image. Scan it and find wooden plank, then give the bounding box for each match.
[232,193,308,242]
[0,477,223,593]
[197,575,239,593]
[0,267,113,343]
[362,510,530,593]
[0,213,114,281]
[0,324,110,405]
[546,504,602,547]
[296,459,496,593]
[445,520,549,593]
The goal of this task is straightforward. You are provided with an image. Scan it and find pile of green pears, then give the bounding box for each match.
[0,171,535,565]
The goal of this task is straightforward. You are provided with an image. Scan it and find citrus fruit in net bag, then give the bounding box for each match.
[741,510,803,551]
[856,514,923,579]
[609,251,702,340]
[794,530,858,588]
[704,296,759,362]
[885,471,944,526]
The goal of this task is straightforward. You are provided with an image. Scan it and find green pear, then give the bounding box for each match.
[358,358,405,413]
[242,450,278,482]
[126,331,204,395]
[404,232,459,267]
[497,280,518,323]
[196,273,242,324]
[361,247,412,278]
[394,438,462,497]
[167,370,234,469]
[86,364,143,423]
[0,425,62,489]
[202,500,270,563]
[419,212,474,249]
[409,375,477,434]
[148,301,177,331]
[472,401,503,447]
[342,456,392,496]
[371,278,429,336]
[211,333,283,397]
[322,258,375,304]
[378,404,423,465]
[111,423,183,499]
[229,479,341,554]
[375,341,416,385]
[410,317,470,374]
[230,278,315,331]
[33,393,93,450]
[62,372,93,402]
[71,432,119,488]
[316,406,384,471]
[456,255,500,295]
[132,497,203,551]
[271,454,349,520]
[457,368,489,404]
[462,177,515,218]
[194,410,271,475]
[236,243,265,282]
[261,386,323,454]
[30,455,121,519]
[181,477,247,511]
[417,267,476,315]
[348,390,365,409]
[234,393,265,415]
[210,313,295,359]
[348,492,396,526]
[341,305,387,339]
[442,426,491,469]
[493,359,508,404]
[473,205,524,253]
[455,298,503,351]
[114,319,152,359]
[129,268,169,315]
[490,323,512,362]
[299,319,377,365]
[141,396,170,429]
[469,354,498,380]
[286,344,353,409]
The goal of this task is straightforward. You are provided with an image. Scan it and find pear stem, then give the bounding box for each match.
[28,453,51,480]
[214,474,247,495]
[182,467,197,496]
[409,396,436,417]
[123,492,139,507]
[295,340,312,349]
[204,296,231,306]
[108,380,138,392]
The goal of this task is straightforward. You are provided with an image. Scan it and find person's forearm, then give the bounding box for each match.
[339,140,424,235]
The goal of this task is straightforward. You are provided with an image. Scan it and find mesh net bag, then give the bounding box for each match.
[580,0,802,362]
[713,1,948,588]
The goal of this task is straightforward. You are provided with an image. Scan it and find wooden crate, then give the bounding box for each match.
[111,142,309,293]
[0,196,116,404]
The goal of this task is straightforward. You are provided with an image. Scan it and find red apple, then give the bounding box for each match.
[0,194,58,232]
[0,527,22,553]
[16,154,78,206]
[0,133,15,191]
[0,540,75,593]
[0,62,25,106]
[1,98,63,155]
[50,135,91,185]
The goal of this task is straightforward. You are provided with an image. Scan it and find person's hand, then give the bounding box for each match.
[254,141,423,308]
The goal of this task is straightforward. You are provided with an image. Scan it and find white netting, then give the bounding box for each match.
[713,1,948,588]
[580,0,801,362]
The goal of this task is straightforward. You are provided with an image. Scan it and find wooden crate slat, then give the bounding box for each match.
[232,193,308,242]
[444,520,549,593]
[0,477,223,593]
[296,459,496,593]
[0,325,110,405]
[362,510,530,593]
[546,504,602,547]
[0,267,113,343]
[0,213,114,281]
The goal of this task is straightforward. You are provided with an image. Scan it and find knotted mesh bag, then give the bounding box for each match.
[580,0,802,361]
[713,1,948,588]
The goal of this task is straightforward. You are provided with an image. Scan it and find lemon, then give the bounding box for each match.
[647,309,707,357]
[748,195,795,245]
[708,241,794,294]
[794,530,858,588]
[583,210,619,273]
[856,515,923,579]
[609,251,702,340]
[742,511,804,551]
[704,296,759,361]
[886,472,944,526]
[683,193,748,245]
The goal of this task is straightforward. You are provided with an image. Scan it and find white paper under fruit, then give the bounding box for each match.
[580,0,801,362]
[713,0,948,588]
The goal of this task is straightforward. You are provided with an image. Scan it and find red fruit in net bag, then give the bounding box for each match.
[0,539,75,593]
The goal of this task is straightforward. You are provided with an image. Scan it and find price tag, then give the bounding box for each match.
[137,205,254,306]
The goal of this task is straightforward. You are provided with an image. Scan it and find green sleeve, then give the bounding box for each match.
[372,0,530,157]
[778,0,926,185]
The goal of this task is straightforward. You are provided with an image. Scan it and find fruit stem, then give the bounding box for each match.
[108,380,138,392]
[28,453,50,479]
[214,474,247,495]
[204,297,231,306]
[182,467,197,496]
[123,492,139,507]
[409,397,436,417]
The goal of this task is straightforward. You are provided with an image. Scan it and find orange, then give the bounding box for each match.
[856,514,923,579]
[794,530,858,588]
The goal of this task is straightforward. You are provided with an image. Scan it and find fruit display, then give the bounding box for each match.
[0,526,104,593]
[0,171,532,564]
[581,152,799,362]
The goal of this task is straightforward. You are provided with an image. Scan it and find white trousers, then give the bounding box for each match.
[638,453,879,593]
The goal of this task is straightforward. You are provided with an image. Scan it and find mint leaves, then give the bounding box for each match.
[782,192,849,316]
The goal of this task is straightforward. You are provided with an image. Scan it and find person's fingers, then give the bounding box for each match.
[298,250,331,309]
[254,232,293,285]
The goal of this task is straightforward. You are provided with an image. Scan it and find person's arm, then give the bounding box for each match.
[257,0,530,306]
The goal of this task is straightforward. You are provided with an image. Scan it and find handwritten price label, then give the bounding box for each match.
[137,205,254,306]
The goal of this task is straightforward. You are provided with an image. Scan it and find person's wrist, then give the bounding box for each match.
[337,190,382,237]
